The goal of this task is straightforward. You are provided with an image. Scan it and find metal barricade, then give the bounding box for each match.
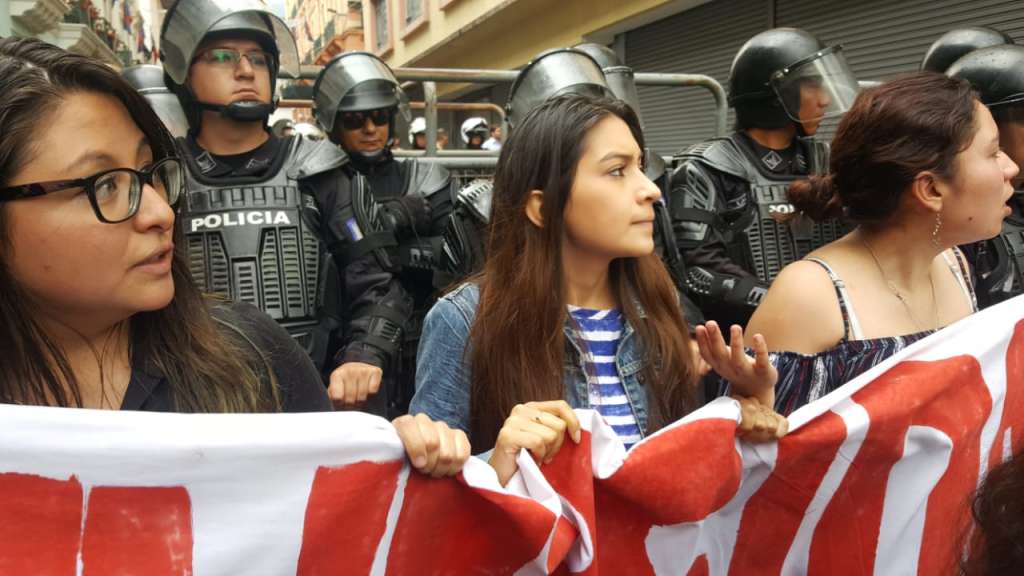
[290,64,728,153]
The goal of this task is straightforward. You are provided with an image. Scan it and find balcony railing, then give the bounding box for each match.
[64,5,120,54]
[63,3,92,27]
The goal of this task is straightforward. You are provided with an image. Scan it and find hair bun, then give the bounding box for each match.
[787,173,842,222]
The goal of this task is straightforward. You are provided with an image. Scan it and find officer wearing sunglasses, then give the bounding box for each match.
[156,0,413,417]
[313,51,456,417]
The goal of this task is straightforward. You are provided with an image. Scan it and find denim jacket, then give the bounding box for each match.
[408,282,653,441]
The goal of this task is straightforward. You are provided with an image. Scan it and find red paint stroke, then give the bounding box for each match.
[0,473,83,576]
[807,357,991,575]
[297,460,404,575]
[82,485,193,576]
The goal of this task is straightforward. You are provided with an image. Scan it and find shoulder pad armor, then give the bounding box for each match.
[404,160,452,198]
[673,135,752,181]
[288,136,350,180]
[456,179,493,224]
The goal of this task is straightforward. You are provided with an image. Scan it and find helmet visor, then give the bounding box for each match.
[770,46,859,124]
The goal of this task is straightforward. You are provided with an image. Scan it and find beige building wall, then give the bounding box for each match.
[363,0,705,70]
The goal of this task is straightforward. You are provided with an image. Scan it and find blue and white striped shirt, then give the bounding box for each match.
[568,306,642,449]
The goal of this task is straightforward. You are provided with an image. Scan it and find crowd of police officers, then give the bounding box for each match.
[124,0,1024,418]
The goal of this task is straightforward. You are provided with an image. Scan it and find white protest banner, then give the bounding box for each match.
[2,296,1022,575]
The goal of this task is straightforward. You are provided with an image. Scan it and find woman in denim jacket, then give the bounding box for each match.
[410,95,785,485]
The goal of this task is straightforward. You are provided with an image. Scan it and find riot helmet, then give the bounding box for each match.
[408,117,427,149]
[948,44,1024,181]
[948,44,1024,110]
[729,28,858,134]
[517,45,664,178]
[121,64,190,139]
[461,117,490,149]
[506,48,612,129]
[921,26,1014,73]
[159,0,299,132]
[573,43,621,69]
[313,51,409,161]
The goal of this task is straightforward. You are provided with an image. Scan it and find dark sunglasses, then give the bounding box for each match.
[0,157,185,224]
[339,109,393,131]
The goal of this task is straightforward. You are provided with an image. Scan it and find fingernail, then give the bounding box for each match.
[573,430,581,443]
[413,456,426,468]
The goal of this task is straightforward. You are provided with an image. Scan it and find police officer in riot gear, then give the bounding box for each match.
[670,28,859,328]
[160,0,410,416]
[460,117,490,150]
[921,26,1014,73]
[948,44,1024,307]
[313,51,455,415]
[121,64,190,139]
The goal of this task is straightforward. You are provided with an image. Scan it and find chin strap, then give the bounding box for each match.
[196,100,274,122]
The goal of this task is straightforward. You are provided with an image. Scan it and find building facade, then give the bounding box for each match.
[356,0,707,148]
[344,0,1024,155]
[3,0,152,68]
[286,0,364,65]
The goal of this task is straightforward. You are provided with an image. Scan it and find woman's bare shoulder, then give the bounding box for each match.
[746,259,847,354]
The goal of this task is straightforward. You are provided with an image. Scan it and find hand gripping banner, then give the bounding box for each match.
[2,295,1023,575]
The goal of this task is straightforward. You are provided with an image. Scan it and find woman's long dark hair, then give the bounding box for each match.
[0,37,278,412]
[467,94,697,450]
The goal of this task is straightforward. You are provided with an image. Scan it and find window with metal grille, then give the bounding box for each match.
[405,0,423,25]
[373,0,389,52]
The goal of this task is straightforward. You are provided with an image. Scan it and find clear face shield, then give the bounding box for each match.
[769,45,859,128]
[161,0,299,85]
[313,53,410,134]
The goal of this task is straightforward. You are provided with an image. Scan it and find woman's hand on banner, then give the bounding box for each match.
[393,413,471,478]
[489,401,582,487]
[734,395,789,442]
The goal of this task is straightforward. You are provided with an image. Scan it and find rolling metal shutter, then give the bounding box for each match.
[776,0,1024,139]
[624,0,769,156]
[626,0,1024,155]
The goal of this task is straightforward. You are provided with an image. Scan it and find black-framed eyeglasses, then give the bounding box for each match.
[0,157,185,224]
[195,47,274,70]
[340,108,393,131]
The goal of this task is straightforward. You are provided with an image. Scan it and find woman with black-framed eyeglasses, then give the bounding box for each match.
[0,157,185,224]
[0,37,470,479]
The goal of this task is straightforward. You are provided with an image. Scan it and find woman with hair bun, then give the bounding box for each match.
[697,72,1019,415]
